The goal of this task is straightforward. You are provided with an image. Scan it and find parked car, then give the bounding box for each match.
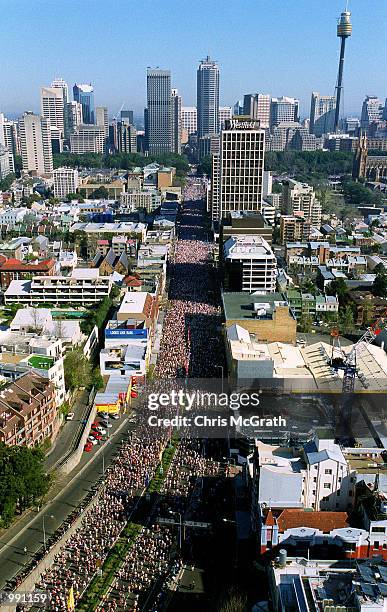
[99,420,112,428]
[109,413,120,420]
[66,412,75,421]
[94,426,107,435]
[90,431,102,440]
[87,437,98,445]
[84,443,93,452]
[98,412,109,419]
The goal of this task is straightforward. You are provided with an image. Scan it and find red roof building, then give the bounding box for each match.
[0,258,56,289]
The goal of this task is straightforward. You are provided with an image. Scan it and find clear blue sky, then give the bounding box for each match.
[1,0,386,119]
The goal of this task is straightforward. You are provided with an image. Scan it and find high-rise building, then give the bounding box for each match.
[96,106,109,151]
[19,112,53,174]
[345,117,360,135]
[66,101,83,135]
[223,235,277,293]
[121,110,134,124]
[270,97,299,128]
[280,215,311,244]
[181,107,197,135]
[41,87,65,137]
[360,96,384,131]
[117,120,137,153]
[69,125,105,154]
[197,56,220,157]
[146,69,173,154]
[282,179,322,226]
[309,93,336,136]
[243,94,271,128]
[0,113,16,172]
[233,100,244,116]
[51,78,69,103]
[73,84,95,124]
[219,106,232,129]
[211,117,265,221]
[0,145,11,179]
[172,88,182,154]
[50,78,69,137]
[53,167,79,198]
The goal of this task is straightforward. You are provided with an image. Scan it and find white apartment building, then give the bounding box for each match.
[282,179,322,226]
[53,167,79,198]
[4,269,112,306]
[0,207,28,227]
[211,117,265,221]
[19,112,53,174]
[0,144,11,179]
[40,86,65,137]
[0,329,66,406]
[223,235,277,293]
[120,190,161,213]
[181,106,197,134]
[70,125,105,154]
[219,106,232,129]
[251,437,355,513]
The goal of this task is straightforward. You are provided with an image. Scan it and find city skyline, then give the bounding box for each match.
[1,0,386,119]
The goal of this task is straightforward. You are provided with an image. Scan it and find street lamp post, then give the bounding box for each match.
[42,514,54,550]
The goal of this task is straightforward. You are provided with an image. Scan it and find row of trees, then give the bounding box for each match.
[265,150,354,181]
[0,444,50,527]
[63,349,103,392]
[53,152,190,177]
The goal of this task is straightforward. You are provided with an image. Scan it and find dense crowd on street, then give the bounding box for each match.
[17,178,225,612]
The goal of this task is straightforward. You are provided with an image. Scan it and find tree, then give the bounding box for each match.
[91,186,109,199]
[339,305,355,334]
[64,349,92,391]
[216,587,248,612]
[197,155,212,177]
[372,268,387,298]
[327,278,348,302]
[0,443,50,527]
[298,312,313,333]
[91,367,104,391]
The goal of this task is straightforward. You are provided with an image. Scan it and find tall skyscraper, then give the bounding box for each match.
[243,94,271,128]
[117,120,137,153]
[360,96,384,130]
[146,69,173,154]
[66,101,83,134]
[172,89,182,154]
[73,84,95,124]
[0,113,16,172]
[41,87,65,137]
[121,110,134,124]
[211,117,265,221]
[51,77,69,103]
[309,92,336,136]
[270,97,299,127]
[197,56,219,157]
[19,112,53,174]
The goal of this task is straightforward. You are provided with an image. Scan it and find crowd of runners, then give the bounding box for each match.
[17,177,225,612]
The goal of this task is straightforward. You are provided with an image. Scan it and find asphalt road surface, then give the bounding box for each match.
[0,415,134,590]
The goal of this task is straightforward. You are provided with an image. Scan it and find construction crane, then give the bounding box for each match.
[330,311,387,393]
